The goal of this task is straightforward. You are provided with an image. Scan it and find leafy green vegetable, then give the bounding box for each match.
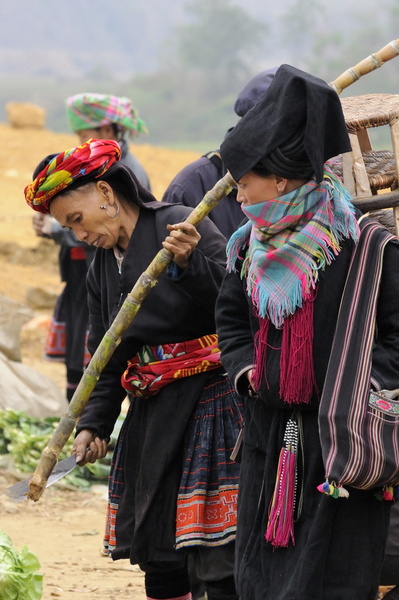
[0,409,126,488]
[0,530,43,600]
[0,410,96,487]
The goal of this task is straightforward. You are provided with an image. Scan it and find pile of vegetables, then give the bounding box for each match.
[0,409,124,489]
[0,530,42,600]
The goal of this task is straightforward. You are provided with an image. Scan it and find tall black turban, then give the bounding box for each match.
[220,64,351,183]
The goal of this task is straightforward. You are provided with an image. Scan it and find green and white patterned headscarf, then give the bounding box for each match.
[65,93,148,137]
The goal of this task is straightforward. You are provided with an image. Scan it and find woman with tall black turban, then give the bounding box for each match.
[215,64,399,600]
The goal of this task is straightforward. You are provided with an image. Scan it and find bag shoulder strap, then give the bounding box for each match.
[321,219,395,427]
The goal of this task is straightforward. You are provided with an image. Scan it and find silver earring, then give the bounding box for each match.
[100,202,120,218]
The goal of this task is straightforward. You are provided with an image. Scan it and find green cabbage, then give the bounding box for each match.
[0,531,43,600]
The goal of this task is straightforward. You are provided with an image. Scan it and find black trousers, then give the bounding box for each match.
[140,544,238,600]
[380,555,399,599]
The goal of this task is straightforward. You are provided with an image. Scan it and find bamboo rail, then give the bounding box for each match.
[352,189,399,213]
[27,172,235,501]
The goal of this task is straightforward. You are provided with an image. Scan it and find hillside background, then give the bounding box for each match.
[0,0,398,150]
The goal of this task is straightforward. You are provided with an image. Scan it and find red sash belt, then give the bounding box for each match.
[121,334,221,398]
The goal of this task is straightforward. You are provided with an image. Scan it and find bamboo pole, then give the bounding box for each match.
[27,171,235,501]
[330,39,399,95]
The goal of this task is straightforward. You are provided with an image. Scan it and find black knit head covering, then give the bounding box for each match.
[233,67,278,117]
[220,64,351,183]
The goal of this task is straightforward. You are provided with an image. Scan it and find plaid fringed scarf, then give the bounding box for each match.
[227,169,359,327]
[226,169,360,404]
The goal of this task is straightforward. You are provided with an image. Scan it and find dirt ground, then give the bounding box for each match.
[0,122,199,599]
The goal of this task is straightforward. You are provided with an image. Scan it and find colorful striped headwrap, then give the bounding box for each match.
[24,139,121,214]
[226,169,360,329]
[66,93,148,137]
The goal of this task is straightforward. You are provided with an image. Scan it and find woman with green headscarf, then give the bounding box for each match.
[32,93,152,400]
[65,92,151,190]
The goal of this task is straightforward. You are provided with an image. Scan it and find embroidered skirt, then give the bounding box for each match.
[103,373,242,554]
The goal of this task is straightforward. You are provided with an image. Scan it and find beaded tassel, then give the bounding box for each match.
[265,418,298,548]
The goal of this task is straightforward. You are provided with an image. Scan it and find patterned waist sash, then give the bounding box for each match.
[121,334,222,398]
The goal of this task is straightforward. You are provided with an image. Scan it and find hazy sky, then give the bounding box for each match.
[0,0,377,79]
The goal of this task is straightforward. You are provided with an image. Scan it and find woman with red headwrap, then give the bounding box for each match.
[25,139,241,600]
[32,93,151,401]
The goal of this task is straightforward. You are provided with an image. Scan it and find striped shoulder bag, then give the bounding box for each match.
[318,218,399,498]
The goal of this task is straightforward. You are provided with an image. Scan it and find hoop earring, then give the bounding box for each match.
[100,202,120,218]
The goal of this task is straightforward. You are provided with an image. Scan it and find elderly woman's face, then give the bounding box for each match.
[236,172,281,207]
[49,182,123,249]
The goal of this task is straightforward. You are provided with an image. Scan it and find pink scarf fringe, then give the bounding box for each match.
[253,291,318,404]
